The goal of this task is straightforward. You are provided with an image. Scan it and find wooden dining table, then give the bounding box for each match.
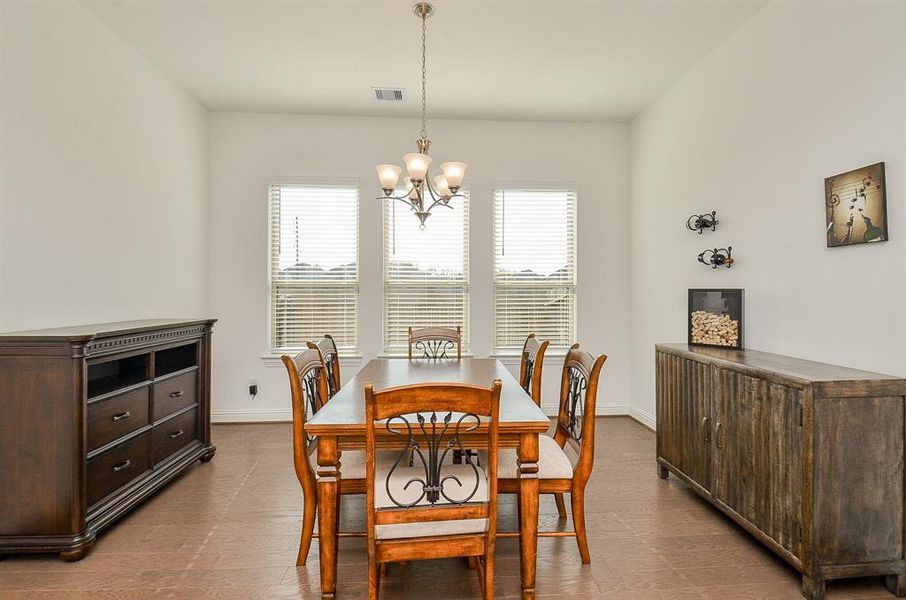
[305,357,551,599]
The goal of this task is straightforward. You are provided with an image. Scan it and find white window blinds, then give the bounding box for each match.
[383,193,470,354]
[493,189,577,353]
[268,183,359,354]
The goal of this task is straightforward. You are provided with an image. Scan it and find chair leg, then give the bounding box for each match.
[483,552,495,600]
[369,558,381,600]
[554,493,567,519]
[571,489,591,564]
[296,492,317,566]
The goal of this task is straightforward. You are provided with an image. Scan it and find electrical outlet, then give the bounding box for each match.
[249,380,258,398]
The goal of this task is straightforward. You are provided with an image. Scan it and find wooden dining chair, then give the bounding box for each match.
[307,334,341,398]
[365,380,501,599]
[519,334,549,406]
[282,348,377,566]
[408,325,462,359]
[498,343,606,564]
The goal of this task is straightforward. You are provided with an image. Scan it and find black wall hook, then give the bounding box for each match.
[687,211,719,234]
[698,246,734,269]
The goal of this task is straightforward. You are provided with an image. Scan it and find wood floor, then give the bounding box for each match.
[0,418,895,599]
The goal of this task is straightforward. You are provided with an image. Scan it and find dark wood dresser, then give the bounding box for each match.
[656,343,906,600]
[0,319,216,560]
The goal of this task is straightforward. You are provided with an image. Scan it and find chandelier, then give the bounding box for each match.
[375,2,467,229]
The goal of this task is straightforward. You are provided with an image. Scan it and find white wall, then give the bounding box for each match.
[0,0,209,331]
[630,1,906,422]
[208,113,630,421]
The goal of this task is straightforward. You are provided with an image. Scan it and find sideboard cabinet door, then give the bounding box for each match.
[656,352,712,490]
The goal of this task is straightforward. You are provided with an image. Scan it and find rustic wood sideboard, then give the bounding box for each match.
[0,319,216,560]
[656,343,906,599]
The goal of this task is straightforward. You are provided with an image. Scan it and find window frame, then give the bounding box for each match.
[490,186,578,356]
[381,192,471,356]
[265,179,361,357]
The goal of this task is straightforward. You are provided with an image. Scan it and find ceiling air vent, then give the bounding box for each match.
[373,88,405,102]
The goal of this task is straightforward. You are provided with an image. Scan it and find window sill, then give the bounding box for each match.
[261,354,364,368]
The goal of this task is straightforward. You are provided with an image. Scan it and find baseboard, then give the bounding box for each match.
[213,403,658,429]
[212,409,292,423]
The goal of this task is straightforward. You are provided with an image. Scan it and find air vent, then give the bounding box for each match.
[373,88,404,102]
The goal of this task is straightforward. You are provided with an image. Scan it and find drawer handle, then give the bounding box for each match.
[701,416,711,443]
[112,411,131,422]
[170,429,185,439]
[112,459,132,473]
[169,390,184,398]
[715,422,723,450]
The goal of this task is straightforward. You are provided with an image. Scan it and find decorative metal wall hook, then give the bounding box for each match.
[687,211,719,234]
[698,246,734,269]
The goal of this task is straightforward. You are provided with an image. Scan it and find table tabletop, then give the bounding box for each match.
[306,358,550,435]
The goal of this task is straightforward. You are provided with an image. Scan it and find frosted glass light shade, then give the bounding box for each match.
[403,153,432,181]
[433,175,451,198]
[440,161,467,188]
[376,164,402,190]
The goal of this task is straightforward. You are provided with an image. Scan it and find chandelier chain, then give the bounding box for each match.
[420,8,428,141]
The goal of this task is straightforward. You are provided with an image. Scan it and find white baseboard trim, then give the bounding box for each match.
[213,409,293,423]
[213,403,658,430]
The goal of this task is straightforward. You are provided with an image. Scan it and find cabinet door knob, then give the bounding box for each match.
[113,459,132,473]
[170,429,185,439]
[112,411,131,422]
[169,390,184,398]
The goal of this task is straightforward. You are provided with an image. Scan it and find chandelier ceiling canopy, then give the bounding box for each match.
[375,2,467,229]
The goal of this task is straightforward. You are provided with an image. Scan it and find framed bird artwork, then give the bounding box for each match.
[825,162,888,247]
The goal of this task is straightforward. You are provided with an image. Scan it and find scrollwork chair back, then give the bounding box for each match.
[307,334,341,399]
[408,326,462,360]
[554,344,607,482]
[519,334,549,406]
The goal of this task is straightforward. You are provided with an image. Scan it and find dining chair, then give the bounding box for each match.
[307,333,341,398]
[497,343,606,564]
[282,348,377,566]
[365,380,501,599]
[519,334,549,406]
[408,325,462,359]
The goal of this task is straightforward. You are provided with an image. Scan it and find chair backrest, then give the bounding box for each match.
[519,334,549,406]
[365,381,501,543]
[307,334,341,398]
[408,326,462,360]
[281,349,329,489]
[553,344,607,485]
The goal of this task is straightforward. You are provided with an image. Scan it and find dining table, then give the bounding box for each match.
[305,357,551,599]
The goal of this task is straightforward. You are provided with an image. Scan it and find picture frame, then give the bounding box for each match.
[825,162,888,247]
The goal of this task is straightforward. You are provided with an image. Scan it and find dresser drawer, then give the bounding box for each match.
[151,408,198,466]
[87,431,151,507]
[87,386,150,453]
[153,370,197,421]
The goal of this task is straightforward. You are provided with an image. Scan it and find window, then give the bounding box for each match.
[268,183,359,354]
[383,193,470,354]
[493,188,577,353]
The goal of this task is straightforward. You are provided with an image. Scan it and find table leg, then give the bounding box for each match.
[317,436,340,599]
[517,432,540,600]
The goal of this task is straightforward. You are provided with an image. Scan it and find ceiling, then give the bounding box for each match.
[80,0,766,123]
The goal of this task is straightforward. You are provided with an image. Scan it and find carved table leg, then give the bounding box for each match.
[802,575,825,600]
[518,432,540,600]
[317,436,340,599]
[657,463,669,479]
[886,574,906,597]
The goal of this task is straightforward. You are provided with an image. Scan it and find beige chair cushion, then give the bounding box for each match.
[374,463,488,540]
[496,434,575,480]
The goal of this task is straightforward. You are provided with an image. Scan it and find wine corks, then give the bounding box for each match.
[690,311,739,347]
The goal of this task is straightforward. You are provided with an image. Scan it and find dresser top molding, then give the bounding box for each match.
[0,319,216,344]
[656,343,903,386]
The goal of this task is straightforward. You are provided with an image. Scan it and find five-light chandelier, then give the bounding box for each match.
[375,2,467,229]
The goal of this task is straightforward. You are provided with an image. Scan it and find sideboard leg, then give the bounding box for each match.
[201,445,217,463]
[656,463,669,479]
[59,542,93,562]
[802,575,825,600]
[886,574,906,597]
